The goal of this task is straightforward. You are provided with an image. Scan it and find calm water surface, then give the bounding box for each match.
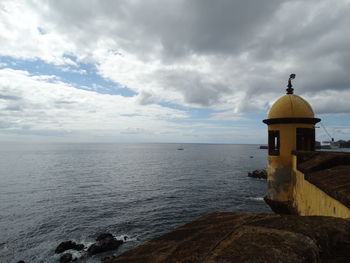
[0,143,270,262]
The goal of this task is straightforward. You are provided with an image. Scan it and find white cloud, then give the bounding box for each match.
[1,0,350,142]
[0,1,75,64]
[1,0,350,112]
[0,68,191,141]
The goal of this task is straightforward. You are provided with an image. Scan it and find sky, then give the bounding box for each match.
[1,0,350,144]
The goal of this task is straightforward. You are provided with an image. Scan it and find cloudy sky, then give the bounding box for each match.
[1,0,350,144]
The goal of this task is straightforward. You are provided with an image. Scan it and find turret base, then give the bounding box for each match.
[264,196,298,215]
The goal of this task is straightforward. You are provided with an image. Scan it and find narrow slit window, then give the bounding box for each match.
[269,130,280,156]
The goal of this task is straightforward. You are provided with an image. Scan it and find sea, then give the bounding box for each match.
[0,143,270,263]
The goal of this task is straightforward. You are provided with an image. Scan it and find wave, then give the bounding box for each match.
[246,197,264,201]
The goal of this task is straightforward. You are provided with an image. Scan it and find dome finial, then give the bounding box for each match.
[286,73,296,94]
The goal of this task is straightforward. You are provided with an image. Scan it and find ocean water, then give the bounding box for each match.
[0,143,270,263]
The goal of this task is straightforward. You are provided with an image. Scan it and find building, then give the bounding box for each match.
[263,74,350,218]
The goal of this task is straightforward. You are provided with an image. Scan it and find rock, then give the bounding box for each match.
[55,241,84,254]
[109,212,350,263]
[248,169,267,179]
[102,256,118,263]
[88,233,123,255]
[96,233,114,241]
[59,253,73,263]
[102,256,111,262]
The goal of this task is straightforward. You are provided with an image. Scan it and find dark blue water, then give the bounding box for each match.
[0,143,270,263]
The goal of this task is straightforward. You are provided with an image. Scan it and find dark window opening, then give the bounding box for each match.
[296,128,315,151]
[269,130,280,155]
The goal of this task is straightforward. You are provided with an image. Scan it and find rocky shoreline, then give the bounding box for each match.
[54,233,126,262]
[105,212,350,263]
[15,233,128,263]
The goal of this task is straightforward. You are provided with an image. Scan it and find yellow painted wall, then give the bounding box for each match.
[267,123,314,202]
[292,155,350,218]
[268,123,314,167]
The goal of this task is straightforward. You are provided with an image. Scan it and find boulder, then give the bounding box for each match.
[248,169,267,179]
[55,241,84,254]
[108,212,350,263]
[88,233,123,255]
[59,253,72,263]
[96,233,114,241]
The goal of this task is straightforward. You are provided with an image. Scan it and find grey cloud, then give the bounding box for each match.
[0,129,71,136]
[37,0,285,58]
[4,105,22,111]
[166,72,231,106]
[0,121,11,129]
[0,94,21,100]
[55,100,75,104]
[120,128,149,135]
[21,0,350,113]
[137,91,156,105]
[54,100,77,108]
[166,0,285,56]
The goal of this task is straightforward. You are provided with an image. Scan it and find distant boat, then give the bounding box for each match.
[322,139,340,149]
[177,147,184,150]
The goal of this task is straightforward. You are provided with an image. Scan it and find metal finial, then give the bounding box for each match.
[286,74,296,94]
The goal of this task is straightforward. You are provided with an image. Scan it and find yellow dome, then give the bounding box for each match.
[268,94,314,119]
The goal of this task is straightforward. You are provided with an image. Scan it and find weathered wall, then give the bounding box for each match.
[292,155,350,218]
[267,123,313,202]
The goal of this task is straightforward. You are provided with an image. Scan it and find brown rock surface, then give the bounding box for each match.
[105,212,350,263]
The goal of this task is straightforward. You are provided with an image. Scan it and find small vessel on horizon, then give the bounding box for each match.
[321,138,340,149]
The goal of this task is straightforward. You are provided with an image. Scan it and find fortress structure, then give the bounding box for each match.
[107,75,350,263]
[263,74,350,218]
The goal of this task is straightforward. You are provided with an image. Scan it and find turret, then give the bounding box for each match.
[263,74,321,213]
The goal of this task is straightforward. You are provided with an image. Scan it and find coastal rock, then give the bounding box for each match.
[88,233,123,255]
[59,253,72,263]
[248,169,267,179]
[55,241,84,254]
[106,212,350,263]
[96,233,114,241]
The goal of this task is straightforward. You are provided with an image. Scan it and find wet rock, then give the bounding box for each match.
[88,233,123,255]
[248,169,267,179]
[59,253,72,263]
[96,233,114,241]
[55,241,84,254]
[102,256,111,262]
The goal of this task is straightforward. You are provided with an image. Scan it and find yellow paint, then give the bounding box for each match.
[268,123,314,167]
[292,156,350,218]
[265,90,350,218]
[267,123,314,201]
[266,93,316,202]
[268,94,314,119]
